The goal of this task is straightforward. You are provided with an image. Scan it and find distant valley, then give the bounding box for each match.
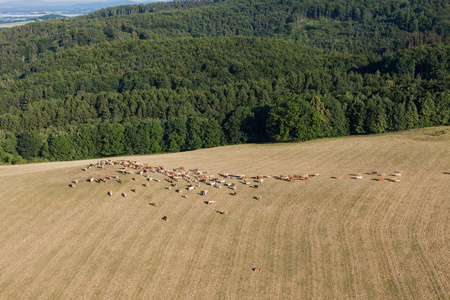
[0,0,158,24]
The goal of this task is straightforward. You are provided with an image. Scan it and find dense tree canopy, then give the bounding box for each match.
[0,0,448,163]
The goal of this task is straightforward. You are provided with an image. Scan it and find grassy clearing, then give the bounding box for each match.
[0,20,35,29]
[0,126,449,299]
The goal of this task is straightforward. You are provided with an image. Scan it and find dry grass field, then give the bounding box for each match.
[0,127,449,299]
[0,20,35,29]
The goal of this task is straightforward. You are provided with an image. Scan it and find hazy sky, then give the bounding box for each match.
[0,0,147,3]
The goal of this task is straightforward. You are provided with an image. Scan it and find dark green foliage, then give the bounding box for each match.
[0,0,448,163]
[223,107,253,144]
[0,131,19,163]
[266,96,322,142]
[98,123,125,156]
[348,100,367,134]
[73,125,98,159]
[48,133,74,161]
[17,131,43,160]
[185,116,204,151]
[164,117,187,152]
[387,102,407,131]
[365,105,388,134]
[202,118,224,148]
[405,100,420,129]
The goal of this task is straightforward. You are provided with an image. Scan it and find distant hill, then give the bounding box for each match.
[0,0,157,14]
[0,0,448,164]
[34,14,69,21]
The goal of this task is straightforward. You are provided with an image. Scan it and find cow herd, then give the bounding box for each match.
[69,160,404,210]
[68,159,404,273]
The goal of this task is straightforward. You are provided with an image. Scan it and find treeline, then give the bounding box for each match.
[1,88,448,164]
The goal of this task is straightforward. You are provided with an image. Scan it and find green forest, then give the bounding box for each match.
[0,0,449,163]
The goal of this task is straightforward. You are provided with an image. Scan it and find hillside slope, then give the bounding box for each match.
[0,127,449,298]
[0,0,449,164]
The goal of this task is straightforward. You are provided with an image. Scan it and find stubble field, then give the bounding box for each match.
[0,127,449,299]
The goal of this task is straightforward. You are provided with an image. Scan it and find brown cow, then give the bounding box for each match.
[252,268,261,272]
[131,188,137,193]
[150,202,158,206]
[163,216,170,221]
